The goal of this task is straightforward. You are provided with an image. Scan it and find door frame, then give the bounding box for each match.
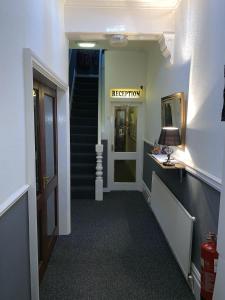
[24,49,70,300]
[108,100,144,191]
[33,81,59,281]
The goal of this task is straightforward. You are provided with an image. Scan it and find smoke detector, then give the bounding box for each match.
[109,34,128,47]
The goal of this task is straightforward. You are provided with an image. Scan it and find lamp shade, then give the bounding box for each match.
[158,127,181,146]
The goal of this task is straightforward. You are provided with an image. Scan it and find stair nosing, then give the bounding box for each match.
[71,152,95,156]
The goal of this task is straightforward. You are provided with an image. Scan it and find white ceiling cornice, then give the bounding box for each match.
[64,0,182,10]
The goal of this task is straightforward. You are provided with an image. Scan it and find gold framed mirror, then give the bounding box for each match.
[161,92,186,149]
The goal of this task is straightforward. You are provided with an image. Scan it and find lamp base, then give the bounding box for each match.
[163,161,175,167]
[163,152,175,166]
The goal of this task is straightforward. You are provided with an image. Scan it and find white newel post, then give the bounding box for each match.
[95,144,103,201]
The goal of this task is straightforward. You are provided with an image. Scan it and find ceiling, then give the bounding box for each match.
[66,0,180,49]
[65,0,181,9]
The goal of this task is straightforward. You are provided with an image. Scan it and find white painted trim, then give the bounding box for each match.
[103,187,111,192]
[184,164,222,192]
[23,48,70,300]
[158,32,175,64]
[0,185,29,218]
[95,144,104,201]
[30,51,67,91]
[142,180,151,205]
[144,139,222,192]
[111,183,143,191]
[65,0,181,10]
[57,88,71,235]
[191,263,201,300]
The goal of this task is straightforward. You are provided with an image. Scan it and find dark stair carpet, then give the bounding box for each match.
[70,76,98,200]
[40,192,195,300]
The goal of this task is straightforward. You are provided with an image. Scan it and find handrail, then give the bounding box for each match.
[69,50,77,114]
[97,50,103,144]
[70,71,76,113]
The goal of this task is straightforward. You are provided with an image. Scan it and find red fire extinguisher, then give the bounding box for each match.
[201,232,219,300]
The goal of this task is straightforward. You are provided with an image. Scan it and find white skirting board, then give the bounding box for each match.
[142,180,151,206]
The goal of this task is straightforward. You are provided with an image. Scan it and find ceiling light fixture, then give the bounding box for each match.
[77,42,96,48]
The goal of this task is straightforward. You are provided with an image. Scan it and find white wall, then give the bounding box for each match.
[144,0,225,181]
[103,50,147,137]
[25,0,68,82]
[0,2,69,299]
[0,0,68,204]
[0,0,27,204]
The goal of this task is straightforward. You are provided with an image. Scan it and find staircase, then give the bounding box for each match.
[70,76,98,200]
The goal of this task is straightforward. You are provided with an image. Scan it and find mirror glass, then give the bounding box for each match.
[161,92,186,148]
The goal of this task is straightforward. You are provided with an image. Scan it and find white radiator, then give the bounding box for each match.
[151,172,195,279]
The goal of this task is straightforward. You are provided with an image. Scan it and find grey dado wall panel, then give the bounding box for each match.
[102,139,108,188]
[0,192,31,300]
[143,141,220,271]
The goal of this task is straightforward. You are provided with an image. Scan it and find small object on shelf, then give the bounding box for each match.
[151,140,161,154]
[148,153,185,183]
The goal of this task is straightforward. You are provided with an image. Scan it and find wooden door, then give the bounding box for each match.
[33,81,58,281]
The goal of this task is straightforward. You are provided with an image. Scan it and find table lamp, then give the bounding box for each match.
[158,127,181,166]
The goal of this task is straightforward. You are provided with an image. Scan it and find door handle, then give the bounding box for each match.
[43,176,49,188]
[111,144,114,152]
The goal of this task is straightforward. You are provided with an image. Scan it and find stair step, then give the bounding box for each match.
[71,174,95,186]
[73,95,98,103]
[70,108,98,118]
[75,77,98,86]
[70,125,97,135]
[71,186,95,200]
[71,163,95,174]
[76,77,98,83]
[71,153,96,163]
[70,134,97,144]
[72,102,97,110]
[70,117,97,126]
[71,143,95,153]
[74,89,98,97]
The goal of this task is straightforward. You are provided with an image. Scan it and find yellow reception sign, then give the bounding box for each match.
[110,88,144,99]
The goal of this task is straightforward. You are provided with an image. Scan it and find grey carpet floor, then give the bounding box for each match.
[40,191,195,300]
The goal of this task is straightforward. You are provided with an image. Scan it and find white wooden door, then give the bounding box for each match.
[109,102,143,190]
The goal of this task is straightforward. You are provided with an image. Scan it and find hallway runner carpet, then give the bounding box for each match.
[40,192,195,300]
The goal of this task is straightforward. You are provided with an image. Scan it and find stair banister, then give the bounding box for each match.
[95,50,103,201]
[69,50,77,114]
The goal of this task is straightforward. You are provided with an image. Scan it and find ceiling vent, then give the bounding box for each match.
[109,34,128,47]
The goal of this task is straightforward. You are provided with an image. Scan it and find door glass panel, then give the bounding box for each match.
[47,189,57,236]
[114,160,136,182]
[33,89,41,193]
[114,106,137,152]
[44,95,55,181]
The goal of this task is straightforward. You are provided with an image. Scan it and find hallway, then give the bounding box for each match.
[40,192,194,300]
